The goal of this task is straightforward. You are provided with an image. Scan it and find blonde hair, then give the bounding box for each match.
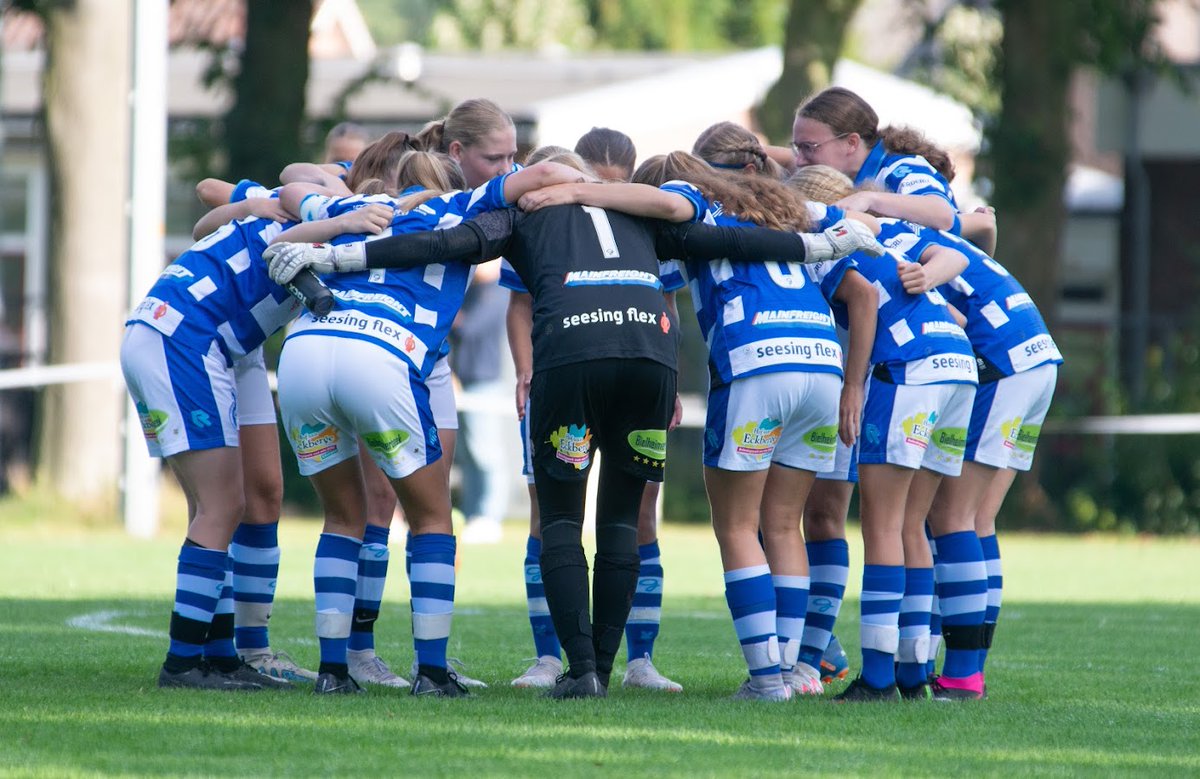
[633,151,812,232]
[796,87,955,182]
[523,145,572,166]
[785,165,855,205]
[692,121,785,179]
[343,131,419,194]
[390,150,466,212]
[416,98,514,153]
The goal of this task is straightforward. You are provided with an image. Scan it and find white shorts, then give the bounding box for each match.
[858,378,977,476]
[276,334,440,479]
[428,355,458,430]
[520,393,535,485]
[233,347,277,427]
[704,371,841,472]
[966,363,1057,471]
[120,324,239,457]
[816,436,859,483]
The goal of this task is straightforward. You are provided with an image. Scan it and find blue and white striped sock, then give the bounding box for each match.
[927,528,942,676]
[165,543,226,670]
[203,556,238,666]
[797,539,849,670]
[409,533,456,672]
[524,536,561,660]
[860,564,904,689]
[897,566,934,688]
[349,524,390,653]
[724,565,780,680]
[774,574,810,673]
[979,533,1002,670]
[626,541,664,661]
[230,522,279,654]
[934,531,988,680]
[314,532,361,676]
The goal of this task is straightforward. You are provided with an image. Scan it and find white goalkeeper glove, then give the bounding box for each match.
[263,241,367,285]
[799,218,885,262]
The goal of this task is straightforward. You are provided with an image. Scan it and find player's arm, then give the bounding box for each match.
[196,178,236,208]
[836,190,956,232]
[501,161,599,204]
[264,209,519,284]
[269,204,393,245]
[657,219,884,264]
[830,269,878,445]
[898,244,969,295]
[278,182,341,221]
[192,197,291,240]
[279,162,351,195]
[959,207,997,255]
[506,292,534,419]
[518,182,696,222]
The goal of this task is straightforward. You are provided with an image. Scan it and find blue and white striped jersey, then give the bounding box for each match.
[914,230,1062,377]
[829,219,976,385]
[661,180,852,386]
[856,140,962,235]
[285,175,511,377]
[229,179,279,203]
[127,216,302,365]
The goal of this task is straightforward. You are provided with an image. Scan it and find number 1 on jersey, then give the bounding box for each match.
[581,206,621,259]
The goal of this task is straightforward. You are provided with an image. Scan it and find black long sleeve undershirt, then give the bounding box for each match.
[361,208,815,270]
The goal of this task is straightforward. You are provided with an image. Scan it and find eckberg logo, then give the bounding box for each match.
[135,401,168,441]
[551,424,592,469]
[901,411,938,449]
[628,428,667,468]
[291,423,340,462]
[1000,417,1023,449]
[733,418,782,456]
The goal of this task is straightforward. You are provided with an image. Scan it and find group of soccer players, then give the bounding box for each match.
[122,86,1061,701]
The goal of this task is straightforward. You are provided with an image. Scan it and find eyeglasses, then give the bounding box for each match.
[791,133,849,157]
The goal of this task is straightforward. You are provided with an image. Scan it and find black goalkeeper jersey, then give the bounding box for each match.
[501,205,680,373]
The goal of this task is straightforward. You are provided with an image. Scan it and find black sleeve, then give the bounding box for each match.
[363,208,518,269]
[654,221,812,264]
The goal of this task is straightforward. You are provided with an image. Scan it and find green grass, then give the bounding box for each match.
[1,510,1198,777]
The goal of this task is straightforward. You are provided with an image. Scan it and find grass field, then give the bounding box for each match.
[1,500,1198,777]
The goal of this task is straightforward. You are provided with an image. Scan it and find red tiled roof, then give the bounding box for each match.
[4,0,251,51]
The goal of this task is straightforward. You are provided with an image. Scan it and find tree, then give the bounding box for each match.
[16,0,134,509]
[755,0,862,143]
[223,0,314,185]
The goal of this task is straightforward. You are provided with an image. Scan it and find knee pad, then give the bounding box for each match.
[592,552,640,576]
[539,545,587,576]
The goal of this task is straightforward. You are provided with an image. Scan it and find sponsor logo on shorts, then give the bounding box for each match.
[628,428,667,467]
[362,429,411,459]
[865,423,881,445]
[291,423,339,463]
[1000,417,1023,449]
[902,411,938,449]
[932,426,967,456]
[1015,423,1041,453]
[562,269,662,290]
[733,418,782,457]
[135,401,168,442]
[804,425,839,454]
[551,424,592,469]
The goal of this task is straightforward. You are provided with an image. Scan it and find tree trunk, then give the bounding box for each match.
[755,0,862,143]
[990,0,1077,335]
[224,0,314,185]
[36,0,134,510]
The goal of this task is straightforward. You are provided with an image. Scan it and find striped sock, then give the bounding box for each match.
[349,524,390,653]
[724,565,780,680]
[203,556,238,669]
[314,532,361,676]
[524,536,561,659]
[980,533,1002,670]
[409,533,456,672]
[164,543,226,672]
[797,539,849,670]
[860,564,904,689]
[626,541,664,661]
[230,522,279,654]
[897,566,934,688]
[935,531,988,685]
[927,528,941,676]
[773,574,810,673]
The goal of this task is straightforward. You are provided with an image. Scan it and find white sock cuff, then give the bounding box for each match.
[861,623,900,654]
[898,635,931,664]
[412,610,453,640]
[315,610,352,639]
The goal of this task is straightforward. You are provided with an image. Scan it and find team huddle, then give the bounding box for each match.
[122,86,1062,701]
